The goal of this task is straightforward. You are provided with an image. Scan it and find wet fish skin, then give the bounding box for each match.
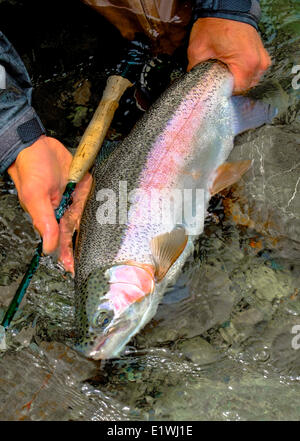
[74,60,274,360]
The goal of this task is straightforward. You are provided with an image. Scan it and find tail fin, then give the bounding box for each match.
[231,95,278,136]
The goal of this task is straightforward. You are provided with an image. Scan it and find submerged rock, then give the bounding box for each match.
[135,259,235,348]
[0,341,134,421]
[227,124,300,247]
[175,336,221,365]
[219,307,265,345]
[245,265,294,302]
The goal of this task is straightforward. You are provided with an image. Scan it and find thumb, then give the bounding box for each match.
[187,46,215,72]
[23,193,60,255]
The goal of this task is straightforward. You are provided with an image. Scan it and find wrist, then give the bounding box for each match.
[193,0,261,30]
[0,108,46,175]
[9,134,46,167]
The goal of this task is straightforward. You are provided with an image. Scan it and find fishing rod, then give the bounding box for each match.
[1,37,150,329]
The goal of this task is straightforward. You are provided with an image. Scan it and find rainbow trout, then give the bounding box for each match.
[74,60,275,359]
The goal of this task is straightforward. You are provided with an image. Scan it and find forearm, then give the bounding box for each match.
[0,31,45,174]
[193,0,261,30]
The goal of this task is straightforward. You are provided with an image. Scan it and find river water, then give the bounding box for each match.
[0,0,299,421]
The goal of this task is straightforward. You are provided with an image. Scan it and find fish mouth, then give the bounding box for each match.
[75,339,109,361]
[88,288,158,360]
[84,335,109,360]
[90,338,107,359]
[86,323,130,360]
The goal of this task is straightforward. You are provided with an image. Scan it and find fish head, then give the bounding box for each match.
[74,263,155,359]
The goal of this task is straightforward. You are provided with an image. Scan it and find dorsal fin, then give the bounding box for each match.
[150,227,188,282]
[210,160,252,196]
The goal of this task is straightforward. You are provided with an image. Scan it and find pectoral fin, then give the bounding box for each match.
[150,227,188,282]
[210,160,252,196]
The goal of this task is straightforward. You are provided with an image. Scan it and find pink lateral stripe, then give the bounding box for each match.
[139,76,212,191]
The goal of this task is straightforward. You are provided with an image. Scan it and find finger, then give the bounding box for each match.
[57,198,77,276]
[229,60,260,93]
[245,53,272,90]
[22,192,60,255]
[62,173,93,232]
[187,46,215,72]
[58,173,92,274]
[72,172,93,221]
[261,51,272,71]
[58,218,75,276]
[248,69,266,89]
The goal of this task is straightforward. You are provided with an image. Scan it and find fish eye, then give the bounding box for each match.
[93,309,114,331]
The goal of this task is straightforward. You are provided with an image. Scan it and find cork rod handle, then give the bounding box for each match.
[68,75,132,183]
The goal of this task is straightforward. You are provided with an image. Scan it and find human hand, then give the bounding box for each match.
[7,135,92,275]
[187,17,271,93]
